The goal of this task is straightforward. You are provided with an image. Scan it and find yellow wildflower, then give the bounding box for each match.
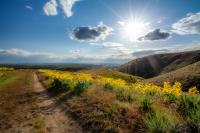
[188,86,199,94]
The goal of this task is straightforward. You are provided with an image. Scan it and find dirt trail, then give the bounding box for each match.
[33,73,83,133]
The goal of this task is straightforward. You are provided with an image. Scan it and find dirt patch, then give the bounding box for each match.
[33,73,83,133]
[0,70,39,133]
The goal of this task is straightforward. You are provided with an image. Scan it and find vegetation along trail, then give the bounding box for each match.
[33,72,83,133]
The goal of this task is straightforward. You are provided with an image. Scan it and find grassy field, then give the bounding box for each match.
[0,67,199,133]
[38,69,200,133]
[0,69,43,133]
[0,71,16,88]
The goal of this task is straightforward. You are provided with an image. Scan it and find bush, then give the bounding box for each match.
[178,94,200,116]
[143,111,181,133]
[186,109,200,132]
[146,90,157,97]
[74,80,91,95]
[104,83,115,90]
[104,83,134,102]
[51,79,73,93]
[140,97,153,113]
[116,89,134,102]
[163,93,178,104]
[177,94,200,132]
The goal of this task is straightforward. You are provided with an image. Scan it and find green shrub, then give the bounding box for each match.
[146,90,157,97]
[186,109,200,132]
[178,94,200,116]
[143,111,180,133]
[140,97,153,113]
[104,83,115,90]
[74,80,91,95]
[104,83,134,102]
[164,93,178,104]
[116,89,134,102]
[177,94,200,132]
[50,79,73,93]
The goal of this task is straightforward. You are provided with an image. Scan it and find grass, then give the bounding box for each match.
[142,110,180,133]
[0,70,41,132]
[146,61,200,91]
[0,71,17,88]
[38,69,200,133]
[79,68,143,83]
[73,80,92,95]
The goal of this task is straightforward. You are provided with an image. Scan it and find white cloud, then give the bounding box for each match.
[43,0,58,16]
[25,5,33,10]
[0,48,61,59]
[59,0,76,17]
[172,12,200,35]
[102,42,132,55]
[0,48,128,64]
[1,42,200,64]
[43,0,77,17]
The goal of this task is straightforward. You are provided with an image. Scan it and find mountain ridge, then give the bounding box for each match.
[117,50,200,78]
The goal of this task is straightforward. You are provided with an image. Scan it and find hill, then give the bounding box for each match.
[79,68,143,83]
[145,61,200,90]
[117,50,200,78]
[37,69,200,132]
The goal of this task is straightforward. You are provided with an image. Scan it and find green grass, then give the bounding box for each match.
[142,110,181,133]
[38,70,200,133]
[0,72,17,89]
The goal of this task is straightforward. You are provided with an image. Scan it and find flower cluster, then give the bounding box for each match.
[163,82,182,96]
[188,86,199,94]
[95,77,127,88]
[132,82,162,94]
[38,69,199,97]
[38,69,92,82]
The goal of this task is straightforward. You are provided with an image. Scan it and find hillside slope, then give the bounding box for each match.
[145,61,200,90]
[79,68,143,83]
[118,50,200,78]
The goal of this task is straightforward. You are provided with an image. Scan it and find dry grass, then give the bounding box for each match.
[146,61,200,91]
[66,88,141,133]
[37,70,200,133]
[0,70,41,133]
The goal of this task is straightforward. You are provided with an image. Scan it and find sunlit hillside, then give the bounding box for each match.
[36,69,200,132]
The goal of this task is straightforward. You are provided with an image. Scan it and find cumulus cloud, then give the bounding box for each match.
[25,5,33,10]
[138,29,170,41]
[43,0,58,16]
[43,0,77,17]
[172,12,200,35]
[70,23,113,42]
[102,42,132,55]
[59,0,76,17]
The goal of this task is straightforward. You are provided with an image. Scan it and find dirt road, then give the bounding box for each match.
[33,73,83,133]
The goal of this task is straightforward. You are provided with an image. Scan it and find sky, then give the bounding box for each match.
[0,0,200,64]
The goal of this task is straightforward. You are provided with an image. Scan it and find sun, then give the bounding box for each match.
[121,20,150,41]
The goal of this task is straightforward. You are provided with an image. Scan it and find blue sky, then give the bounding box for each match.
[0,0,200,64]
